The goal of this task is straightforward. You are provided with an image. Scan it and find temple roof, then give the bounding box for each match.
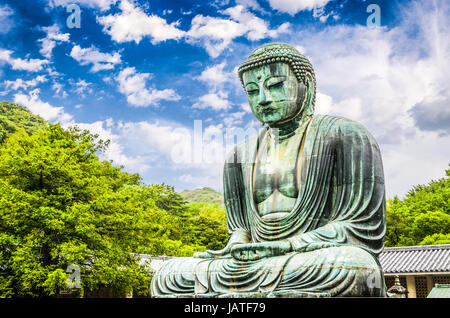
[380,244,450,274]
[427,284,450,298]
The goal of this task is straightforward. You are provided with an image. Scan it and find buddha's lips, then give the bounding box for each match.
[260,106,278,113]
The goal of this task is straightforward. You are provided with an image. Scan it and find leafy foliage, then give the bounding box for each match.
[385,165,450,247]
[0,125,150,297]
[182,202,228,250]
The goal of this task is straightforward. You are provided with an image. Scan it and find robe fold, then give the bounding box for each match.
[151,114,387,297]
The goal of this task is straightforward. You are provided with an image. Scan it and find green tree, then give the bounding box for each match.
[385,165,450,247]
[411,211,450,243]
[182,202,228,250]
[0,125,165,297]
[150,184,189,217]
[419,233,450,245]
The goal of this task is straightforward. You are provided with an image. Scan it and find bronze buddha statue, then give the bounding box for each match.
[151,42,386,297]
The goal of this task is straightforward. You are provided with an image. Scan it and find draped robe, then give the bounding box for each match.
[151,114,387,297]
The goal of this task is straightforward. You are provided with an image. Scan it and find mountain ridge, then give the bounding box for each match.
[180,187,224,207]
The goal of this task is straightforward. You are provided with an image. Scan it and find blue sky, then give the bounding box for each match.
[0,0,449,199]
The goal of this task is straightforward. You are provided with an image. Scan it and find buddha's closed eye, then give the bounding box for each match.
[265,76,286,88]
[245,83,259,94]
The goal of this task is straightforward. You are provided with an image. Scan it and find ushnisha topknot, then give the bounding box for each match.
[238,42,316,106]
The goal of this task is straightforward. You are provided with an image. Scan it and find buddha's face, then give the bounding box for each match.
[242,62,306,126]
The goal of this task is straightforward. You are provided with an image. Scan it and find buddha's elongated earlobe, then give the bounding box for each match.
[297,81,306,108]
[303,75,315,117]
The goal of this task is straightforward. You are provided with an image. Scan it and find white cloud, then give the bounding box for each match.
[313,6,332,22]
[194,62,247,127]
[0,49,48,72]
[97,0,185,44]
[223,111,246,127]
[188,5,290,57]
[52,81,68,98]
[236,0,269,14]
[38,24,70,59]
[11,89,227,189]
[74,79,93,97]
[13,89,72,124]
[240,102,252,113]
[118,121,190,160]
[315,93,362,119]
[189,14,244,40]
[70,45,121,72]
[194,61,246,121]
[48,0,117,11]
[45,66,61,77]
[223,5,290,41]
[187,14,244,58]
[76,119,150,173]
[96,2,289,58]
[116,120,230,190]
[196,62,234,89]
[314,91,332,114]
[0,5,14,34]
[4,75,47,91]
[179,174,221,189]
[120,120,226,166]
[294,45,306,54]
[193,90,231,111]
[39,40,56,60]
[116,67,180,107]
[268,0,332,15]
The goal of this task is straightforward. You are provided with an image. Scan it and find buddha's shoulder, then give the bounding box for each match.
[309,114,379,150]
[310,114,372,135]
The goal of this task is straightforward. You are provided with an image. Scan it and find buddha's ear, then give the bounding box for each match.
[304,74,314,97]
[302,74,315,116]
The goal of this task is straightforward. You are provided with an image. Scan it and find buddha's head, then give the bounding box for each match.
[238,43,316,127]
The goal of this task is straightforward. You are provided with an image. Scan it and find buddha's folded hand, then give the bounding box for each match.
[194,229,251,259]
[193,245,234,259]
[230,241,292,261]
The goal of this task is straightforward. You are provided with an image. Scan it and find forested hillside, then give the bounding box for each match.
[0,102,47,143]
[180,187,224,207]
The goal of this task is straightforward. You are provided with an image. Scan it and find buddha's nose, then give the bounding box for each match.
[258,89,271,106]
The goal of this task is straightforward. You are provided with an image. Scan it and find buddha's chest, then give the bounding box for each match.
[253,133,303,205]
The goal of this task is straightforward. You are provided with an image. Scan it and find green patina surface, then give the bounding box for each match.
[150,43,387,298]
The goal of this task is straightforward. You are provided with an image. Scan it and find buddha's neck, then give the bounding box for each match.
[268,122,297,140]
[268,115,309,141]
